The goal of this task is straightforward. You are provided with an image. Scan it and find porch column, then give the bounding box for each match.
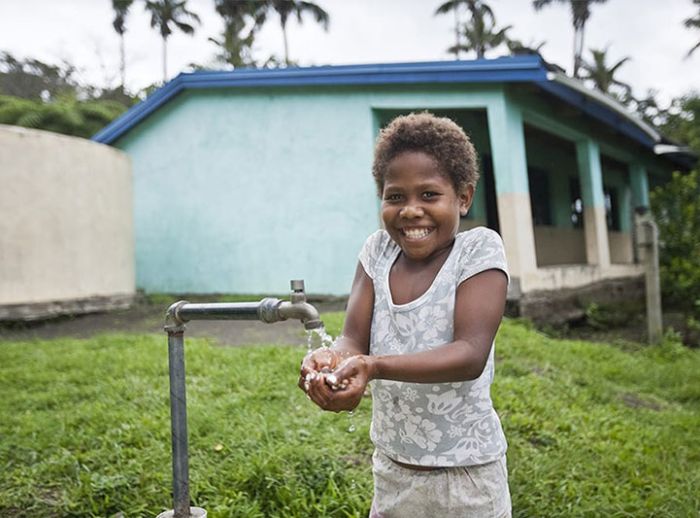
[487,97,537,287]
[630,163,650,209]
[576,139,610,267]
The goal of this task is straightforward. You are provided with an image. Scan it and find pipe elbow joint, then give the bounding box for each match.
[164,300,190,332]
[276,300,323,330]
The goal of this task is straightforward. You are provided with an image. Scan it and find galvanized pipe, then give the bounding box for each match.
[166,329,190,518]
[161,280,322,517]
[175,302,261,321]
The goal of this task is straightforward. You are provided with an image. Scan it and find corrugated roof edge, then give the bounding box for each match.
[91,56,546,144]
[91,56,696,169]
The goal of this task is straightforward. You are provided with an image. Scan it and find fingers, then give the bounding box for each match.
[300,347,338,377]
[307,370,334,409]
[298,351,369,412]
[325,373,349,391]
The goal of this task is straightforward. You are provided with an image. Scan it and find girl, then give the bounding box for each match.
[300,112,511,517]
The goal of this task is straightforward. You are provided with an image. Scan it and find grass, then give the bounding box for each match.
[1,313,699,517]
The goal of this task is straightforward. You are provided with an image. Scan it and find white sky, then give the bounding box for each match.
[1,0,698,104]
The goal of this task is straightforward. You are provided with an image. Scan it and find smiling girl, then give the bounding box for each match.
[300,112,511,517]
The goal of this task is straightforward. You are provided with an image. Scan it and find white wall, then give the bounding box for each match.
[0,125,135,316]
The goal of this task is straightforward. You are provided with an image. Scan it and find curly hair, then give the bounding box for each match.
[372,112,479,196]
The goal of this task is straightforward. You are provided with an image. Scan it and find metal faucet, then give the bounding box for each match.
[160,280,322,518]
[165,279,322,331]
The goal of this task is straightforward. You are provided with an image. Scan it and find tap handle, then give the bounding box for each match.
[290,279,306,303]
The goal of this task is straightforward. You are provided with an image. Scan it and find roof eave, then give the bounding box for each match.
[543,71,661,142]
[92,57,547,145]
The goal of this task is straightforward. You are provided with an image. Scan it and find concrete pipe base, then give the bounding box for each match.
[156,507,206,518]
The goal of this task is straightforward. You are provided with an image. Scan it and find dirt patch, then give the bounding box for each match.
[620,392,664,411]
[0,298,346,347]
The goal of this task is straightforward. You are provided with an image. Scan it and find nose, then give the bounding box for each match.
[400,204,424,219]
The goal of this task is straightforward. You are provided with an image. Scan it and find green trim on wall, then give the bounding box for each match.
[576,139,605,209]
[630,163,650,208]
[487,93,529,195]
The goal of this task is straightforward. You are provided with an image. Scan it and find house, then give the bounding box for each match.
[93,55,693,320]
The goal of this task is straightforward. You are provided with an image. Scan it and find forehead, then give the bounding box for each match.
[384,151,452,188]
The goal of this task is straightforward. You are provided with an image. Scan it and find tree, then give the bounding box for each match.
[447,2,511,59]
[685,0,700,57]
[0,94,127,138]
[434,0,473,59]
[532,0,607,78]
[629,90,667,127]
[268,1,329,66]
[0,52,79,101]
[650,92,700,345]
[211,0,268,68]
[144,0,201,82]
[661,94,700,154]
[580,47,632,98]
[650,170,700,345]
[111,0,135,89]
[506,37,546,56]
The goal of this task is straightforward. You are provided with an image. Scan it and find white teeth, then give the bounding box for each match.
[403,228,431,239]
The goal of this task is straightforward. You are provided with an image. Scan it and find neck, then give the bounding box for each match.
[398,237,456,269]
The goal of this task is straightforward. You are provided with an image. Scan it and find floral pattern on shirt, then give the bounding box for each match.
[359,227,509,467]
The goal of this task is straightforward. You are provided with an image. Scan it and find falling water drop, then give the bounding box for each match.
[347,410,356,433]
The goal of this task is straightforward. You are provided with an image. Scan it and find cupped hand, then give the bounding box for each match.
[298,347,354,394]
[305,355,372,412]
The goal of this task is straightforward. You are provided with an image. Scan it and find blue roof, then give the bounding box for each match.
[93,55,673,161]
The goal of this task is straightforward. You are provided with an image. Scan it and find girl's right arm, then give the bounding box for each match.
[299,262,373,406]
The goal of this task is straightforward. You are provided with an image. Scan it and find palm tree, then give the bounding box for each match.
[448,2,511,59]
[268,1,330,66]
[211,0,268,68]
[111,0,134,90]
[685,0,700,57]
[580,48,632,99]
[532,0,607,78]
[507,37,546,56]
[434,0,473,59]
[144,0,201,82]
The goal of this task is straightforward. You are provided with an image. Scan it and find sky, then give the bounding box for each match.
[1,0,698,105]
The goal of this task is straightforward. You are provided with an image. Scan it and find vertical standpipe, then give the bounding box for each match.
[167,329,190,517]
[160,281,321,517]
[635,210,663,344]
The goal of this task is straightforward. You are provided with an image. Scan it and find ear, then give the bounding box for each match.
[458,184,474,216]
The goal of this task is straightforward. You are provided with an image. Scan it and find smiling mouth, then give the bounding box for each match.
[401,227,434,240]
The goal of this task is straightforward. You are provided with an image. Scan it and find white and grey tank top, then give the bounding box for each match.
[358,227,509,467]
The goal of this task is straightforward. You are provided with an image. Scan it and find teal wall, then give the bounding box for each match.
[116,85,501,295]
[115,82,674,294]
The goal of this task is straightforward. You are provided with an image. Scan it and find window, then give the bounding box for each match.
[528,167,551,225]
[570,177,583,228]
[604,186,620,231]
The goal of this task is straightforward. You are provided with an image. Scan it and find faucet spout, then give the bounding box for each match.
[277,300,323,330]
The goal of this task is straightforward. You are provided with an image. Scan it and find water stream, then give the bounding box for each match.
[305,327,356,432]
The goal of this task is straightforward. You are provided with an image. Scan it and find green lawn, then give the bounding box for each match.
[1,314,699,517]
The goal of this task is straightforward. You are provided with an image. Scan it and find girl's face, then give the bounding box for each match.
[381,151,473,263]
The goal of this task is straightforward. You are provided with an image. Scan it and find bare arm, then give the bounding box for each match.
[367,268,507,382]
[313,268,507,411]
[334,261,374,355]
[299,262,373,385]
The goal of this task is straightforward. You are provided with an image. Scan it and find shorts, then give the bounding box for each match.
[369,450,511,518]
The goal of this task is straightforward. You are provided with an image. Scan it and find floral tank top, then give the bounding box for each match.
[358,227,509,467]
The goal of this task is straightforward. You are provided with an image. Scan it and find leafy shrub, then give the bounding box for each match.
[650,169,700,344]
[0,94,126,138]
